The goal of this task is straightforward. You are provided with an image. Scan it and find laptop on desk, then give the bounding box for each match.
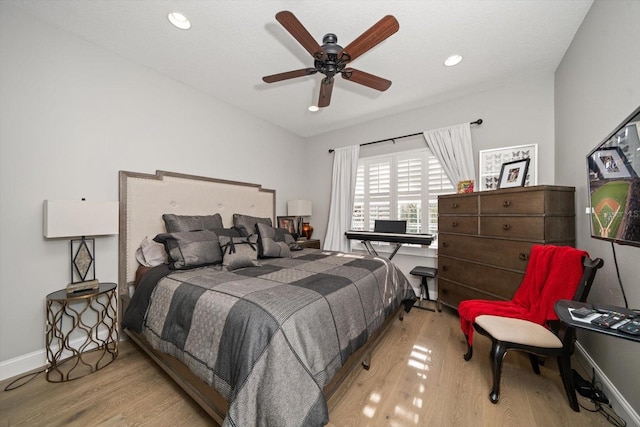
[374,220,407,234]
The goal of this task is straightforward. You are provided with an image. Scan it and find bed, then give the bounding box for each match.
[118,170,416,427]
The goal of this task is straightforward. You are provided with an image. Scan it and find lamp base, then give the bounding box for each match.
[66,279,99,294]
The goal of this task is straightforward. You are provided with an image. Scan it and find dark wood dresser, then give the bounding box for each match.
[437,185,576,310]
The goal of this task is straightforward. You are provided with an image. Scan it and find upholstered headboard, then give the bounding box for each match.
[118,170,276,296]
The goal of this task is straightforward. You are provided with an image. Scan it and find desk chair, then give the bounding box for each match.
[458,245,603,410]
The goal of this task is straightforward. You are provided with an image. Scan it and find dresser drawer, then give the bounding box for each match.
[438,216,478,234]
[438,278,509,309]
[480,216,575,241]
[438,256,522,299]
[438,233,533,271]
[480,191,546,214]
[438,194,478,214]
[480,189,575,215]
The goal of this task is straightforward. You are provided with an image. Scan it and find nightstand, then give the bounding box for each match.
[45,282,119,382]
[297,239,321,249]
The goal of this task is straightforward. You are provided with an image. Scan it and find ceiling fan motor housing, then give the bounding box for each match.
[318,33,346,79]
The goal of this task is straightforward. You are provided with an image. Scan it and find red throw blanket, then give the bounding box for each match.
[458,245,588,346]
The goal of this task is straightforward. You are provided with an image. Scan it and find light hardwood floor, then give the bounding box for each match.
[1,307,613,426]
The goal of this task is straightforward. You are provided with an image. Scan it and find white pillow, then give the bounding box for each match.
[135,236,168,267]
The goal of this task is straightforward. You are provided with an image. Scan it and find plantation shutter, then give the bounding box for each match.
[351,148,454,236]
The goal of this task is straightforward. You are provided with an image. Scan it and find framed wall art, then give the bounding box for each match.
[478,144,538,190]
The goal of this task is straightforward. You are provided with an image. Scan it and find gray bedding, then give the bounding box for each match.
[123,249,416,427]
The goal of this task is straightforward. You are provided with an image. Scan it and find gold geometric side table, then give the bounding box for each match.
[45,282,118,382]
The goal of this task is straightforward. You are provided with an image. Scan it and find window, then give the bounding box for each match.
[352,149,455,235]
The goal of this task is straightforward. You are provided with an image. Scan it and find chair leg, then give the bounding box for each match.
[463,341,473,361]
[558,352,580,412]
[489,341,507,404]
[529,354,541,375]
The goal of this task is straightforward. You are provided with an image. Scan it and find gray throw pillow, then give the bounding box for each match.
[232,213,272,237]
[162,213,224,233]
[256,223,295,258]
[219,234,259,271]
[153,230,221,269]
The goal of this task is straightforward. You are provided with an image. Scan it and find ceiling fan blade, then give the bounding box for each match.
[341,68,391,91]
[263,68,317,83]
[318,78,334,108]
[339,15,399,63]
[276,11,325,59]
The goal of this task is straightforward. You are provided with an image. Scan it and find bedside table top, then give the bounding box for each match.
[47,282,116,301]
[296,239,321,249]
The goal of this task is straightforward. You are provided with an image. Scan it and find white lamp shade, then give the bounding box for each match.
[287,199,312,217]
[44,200,119,238]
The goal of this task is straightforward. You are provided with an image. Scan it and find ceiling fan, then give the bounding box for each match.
[262,11,399,108]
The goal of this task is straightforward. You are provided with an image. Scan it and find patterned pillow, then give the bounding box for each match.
[162,213,224,233]
[153,230,221,269]
[219,234,259,271]
[232,213,272,237]
[256,223,297,258]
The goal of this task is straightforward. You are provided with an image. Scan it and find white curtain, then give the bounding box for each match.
[323,145,360,252]
[422,123,475,185]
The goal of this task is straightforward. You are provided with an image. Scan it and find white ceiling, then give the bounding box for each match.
[10,0,593,138]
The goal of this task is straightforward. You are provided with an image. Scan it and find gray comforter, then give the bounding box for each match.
[125,249,415,426]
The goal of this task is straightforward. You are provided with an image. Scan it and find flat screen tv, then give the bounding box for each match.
[587,105,640,247]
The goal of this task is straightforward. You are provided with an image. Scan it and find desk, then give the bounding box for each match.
[555,300,640,343]
[345,231,433,259]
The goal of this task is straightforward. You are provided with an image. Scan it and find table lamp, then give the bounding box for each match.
[44,199,119,293]
[287,199,312,240]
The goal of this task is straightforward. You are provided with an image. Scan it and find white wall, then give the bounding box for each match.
[305,75,556,292]
[555,0,640,415]
[0,5,307,377]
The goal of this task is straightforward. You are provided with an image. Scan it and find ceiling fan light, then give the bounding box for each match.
[168,12,191,30]
[444,54,463,67]
[308,105,319,112]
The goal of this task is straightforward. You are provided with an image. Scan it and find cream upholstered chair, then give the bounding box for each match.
[460,252,603,411]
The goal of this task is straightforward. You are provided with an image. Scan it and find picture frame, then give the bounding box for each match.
[479,144,538,190]
[457,180,474,193]
[590,147,633,179]
[276,216,296,235]
[497,158,530,189]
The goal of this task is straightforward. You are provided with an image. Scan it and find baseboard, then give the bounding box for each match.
[574,341,640,427]
[0,348,45,382]
[0,331,111,382]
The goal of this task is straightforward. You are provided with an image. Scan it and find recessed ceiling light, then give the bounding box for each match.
[444,54,463,67]
[308,105,319,112]
[168,12,191,30]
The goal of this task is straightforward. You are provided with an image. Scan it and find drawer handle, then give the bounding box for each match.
[442,289,448,295]
[519,253,528,261]
[503,224,511,231]
[503,200,511,207]
[442,265,449,271]
[452,203,458,208]
[442,242,449,247]
[452,221,458,227]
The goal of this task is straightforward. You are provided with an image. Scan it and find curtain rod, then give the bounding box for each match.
[328,119,483,153]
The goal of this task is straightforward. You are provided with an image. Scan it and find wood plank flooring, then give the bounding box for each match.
[1,307,613,426]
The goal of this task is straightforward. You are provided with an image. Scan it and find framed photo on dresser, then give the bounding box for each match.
[497,158,530,189]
